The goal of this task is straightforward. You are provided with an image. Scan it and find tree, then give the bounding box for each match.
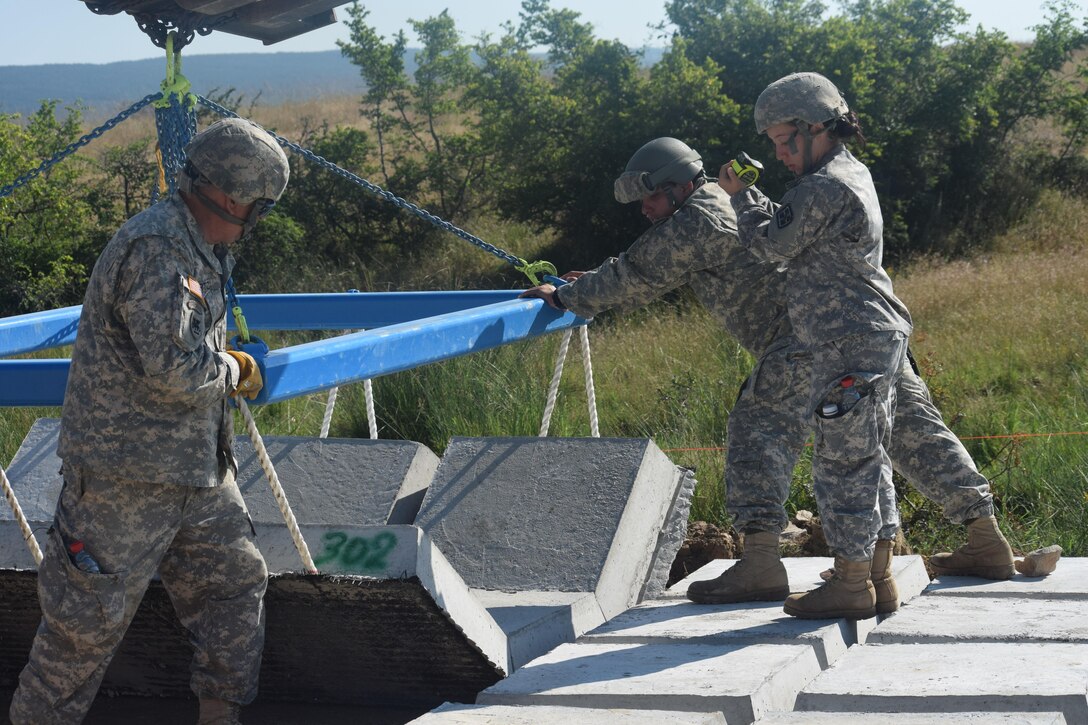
[665,0,1088,258]
[0,102,110,314]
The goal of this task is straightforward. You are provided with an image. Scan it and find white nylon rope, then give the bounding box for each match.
[538,328,573,437]
[237,398,317,573]
[319,386,338,439]
[363,378,378,439]
[579,325,600,437]
[539,325,600,437]
[319,330,378,440]
[1,463,43,565]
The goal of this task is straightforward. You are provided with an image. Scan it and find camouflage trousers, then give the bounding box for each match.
[728,335,993,553]
[9,466,268,725]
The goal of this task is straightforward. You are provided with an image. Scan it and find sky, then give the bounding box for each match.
[0,1,1069,66]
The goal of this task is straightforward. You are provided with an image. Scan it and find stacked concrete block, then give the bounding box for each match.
[415,437,690,620]
[793,559,1088,723]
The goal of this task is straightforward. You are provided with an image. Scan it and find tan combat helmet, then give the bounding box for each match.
[754,72,849,135]
[183,117,290,203]
[180,118,290,237]
[614,137,703,203]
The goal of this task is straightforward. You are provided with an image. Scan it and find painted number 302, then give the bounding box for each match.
[313,531,397,572]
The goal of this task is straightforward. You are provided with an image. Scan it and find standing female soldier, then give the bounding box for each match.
[719,72,912,619]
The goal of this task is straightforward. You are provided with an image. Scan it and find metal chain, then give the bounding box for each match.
[153,98,196,198]
[0,93,161,200]
[195,95,528,271]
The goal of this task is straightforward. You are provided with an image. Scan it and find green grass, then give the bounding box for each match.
[3,193,1087,557]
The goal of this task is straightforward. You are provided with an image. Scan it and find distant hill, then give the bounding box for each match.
[0,50,363,119]
[0,47,666,120]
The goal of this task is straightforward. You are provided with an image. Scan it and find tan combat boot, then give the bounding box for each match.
[871,539,898,614]
[930,515,1015,580]
[197,698,242,725]
[783,556,876,620]
[686,530,789,604]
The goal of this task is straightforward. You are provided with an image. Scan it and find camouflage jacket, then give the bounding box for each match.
[57,194,242,486]
[556,183,793,357]
[730,145,912,346]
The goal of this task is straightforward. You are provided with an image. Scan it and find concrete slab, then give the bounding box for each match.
[756,713,1067,724]
[0,419,440,567]
[642,466,697,600]
[414,703,728,723]
[867,596,1088,644]
[926,559,1088,599]
[415,437,687,619]
[234,434,439,527]
[664,556,929,646]
[476,640,822,722]
[581,598,854,669]
[472,589,606,671]
[667,556,929,603]
[795,642,1088,722]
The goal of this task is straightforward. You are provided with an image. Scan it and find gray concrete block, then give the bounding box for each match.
[1,417,63,521]
[415,437,686,619]
[642,466,697,600]
[867,596,1088,644]
[795,642,1088,722]
[415,703,729,723]
[667,556,929,608]
[664,556,930,648]
[472,590,605,672]
[235,434,438,527]
[756,713,1067,724]
[582,598,854,669]
[0,419,439,569]
[477,640,822,722]
[926,559,1088,599]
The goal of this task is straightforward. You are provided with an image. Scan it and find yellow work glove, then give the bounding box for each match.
[225,350,264,400]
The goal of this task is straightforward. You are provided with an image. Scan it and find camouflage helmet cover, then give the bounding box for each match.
[184,118,290,203]
[614,137,703,203]
[754,72,850,134]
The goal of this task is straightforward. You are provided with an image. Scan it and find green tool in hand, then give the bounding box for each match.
[728,152,764,187]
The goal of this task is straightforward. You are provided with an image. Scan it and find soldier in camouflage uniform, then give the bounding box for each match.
[716,71,912,619]
[521,135,1012,615]
[9,118,289,725]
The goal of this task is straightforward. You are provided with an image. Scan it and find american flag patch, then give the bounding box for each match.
[181,274,204,301]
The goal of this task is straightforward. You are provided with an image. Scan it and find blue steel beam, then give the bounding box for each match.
[0,298,585,407]
[0,292,523,356]
[0,306,82,357]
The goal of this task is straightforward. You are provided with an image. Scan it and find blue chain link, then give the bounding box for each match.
[153,95,197,199]
[0,93,162,200]
[196,95,528,271]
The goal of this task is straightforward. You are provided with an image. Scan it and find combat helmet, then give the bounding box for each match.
[614,137,703,203]
[183,117,290,204]
[754,72,849,134]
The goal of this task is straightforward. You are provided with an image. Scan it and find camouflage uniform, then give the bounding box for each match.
[557,178,992,540]
[9,194,268,724]
[557,183,791,355]
[730,144,912,561]
[729,340,994,535]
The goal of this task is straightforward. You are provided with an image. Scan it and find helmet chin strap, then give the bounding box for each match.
[194,186,262,239]
[792,121,834,175]
[179,162,262,239]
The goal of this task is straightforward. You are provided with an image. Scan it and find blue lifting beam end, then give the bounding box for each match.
[0,292,586,407]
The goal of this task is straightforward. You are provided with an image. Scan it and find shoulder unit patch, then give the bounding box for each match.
[775,204,794,229]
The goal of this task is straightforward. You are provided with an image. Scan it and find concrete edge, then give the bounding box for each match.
[595,440,682,619]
